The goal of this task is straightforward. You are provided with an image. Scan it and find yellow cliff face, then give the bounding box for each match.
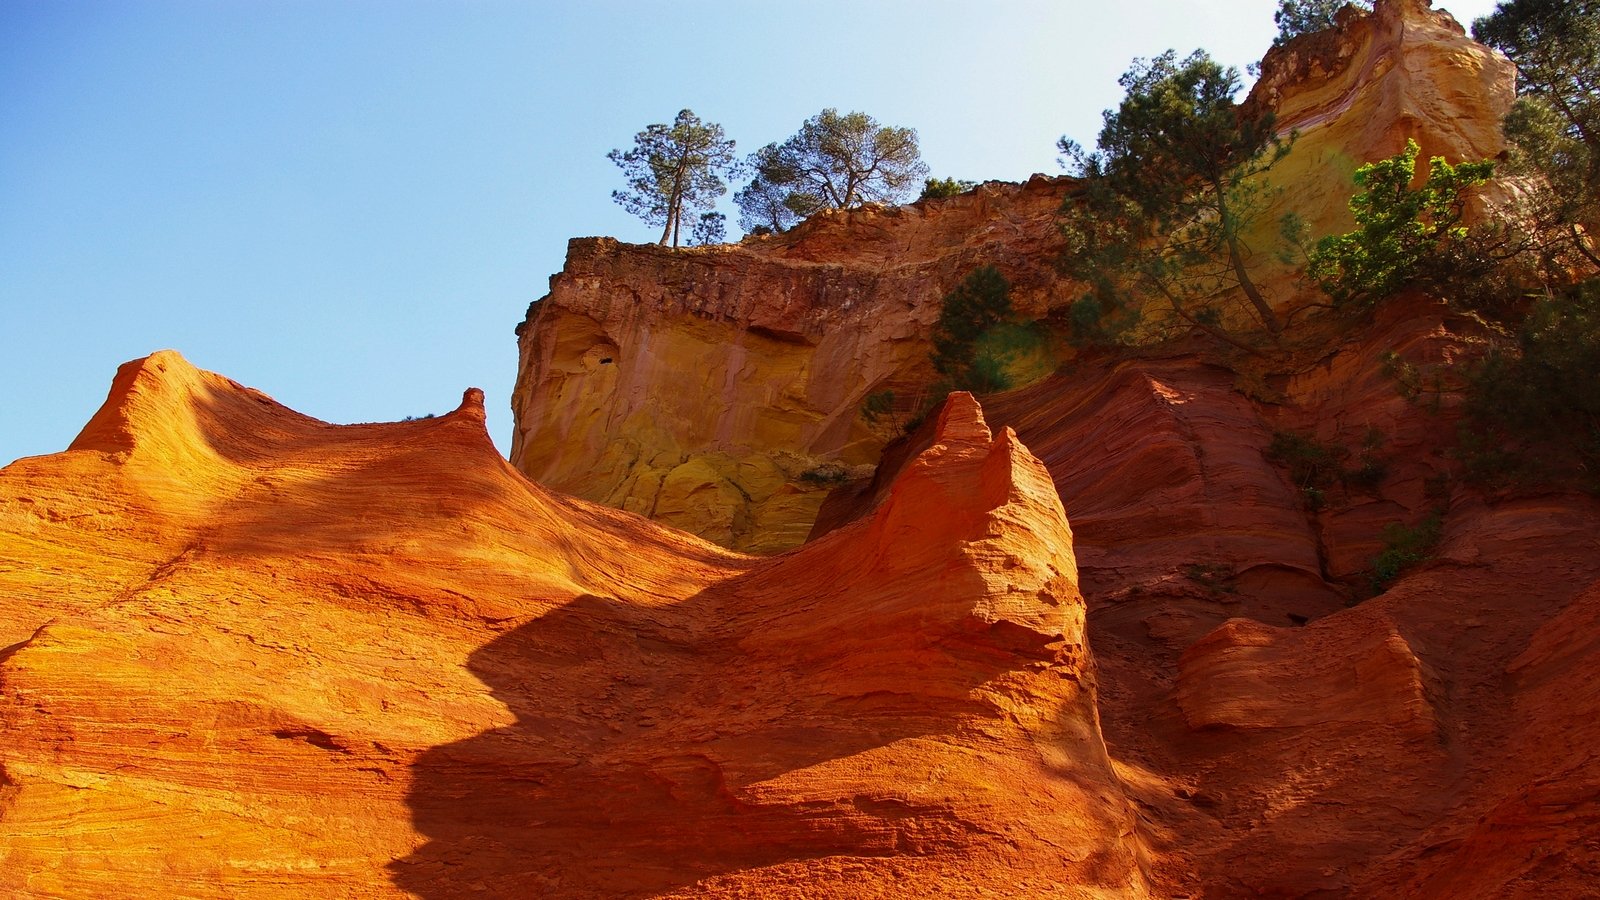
[510,178,1072,553]
[511,0,1516,553]
[1243,0,1514,280]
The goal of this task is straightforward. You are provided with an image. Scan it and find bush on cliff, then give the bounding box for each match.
[1307,139,1497,307]
[1462,279,1600,490]
[734,109,928,233]
[1272,0,1371,46]
[1474,0,1600,271]
[931,266,1043,395]
[921,177,977,200]
[609,109,741,248]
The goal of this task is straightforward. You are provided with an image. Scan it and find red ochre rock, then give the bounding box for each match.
[0,356,1145,898]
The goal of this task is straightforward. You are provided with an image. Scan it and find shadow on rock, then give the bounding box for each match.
[389,587,1025,898]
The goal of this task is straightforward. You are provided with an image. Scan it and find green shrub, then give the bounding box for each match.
[1272,0,1371,46]
[799,463,850,486]
[931,266,1043,395]
[859,389,896,426]
[1266,428,1391,508]
[1182,562,1239,594]
[1371,513,1443,591]
[920,177,977,200]
[1345,428,1389,493]
[1308,139,1495,307]
[1266,430,1348,508]
[1462,279,1600,489]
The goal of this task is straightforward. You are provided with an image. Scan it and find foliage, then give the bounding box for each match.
[1500,99,1600,269]
[930,266,1041,395]
[1272,0,1371,45]
[1183,562,1239,594]
[798,463,850,486]
[689,212,726,246]
[1473,0,1599,160]
[1370,513,1443,591]
[1475,1,1600,270]
[1346,427,1389,493]
[1307,139,1495,306]
[609,110,740,247]
[1463,280,1600,488]
[1266,428,1388,509]
[1266,430,1349,509]
[734,109,928,233]
[1058,49,1292,352]
[860,389,897,426]
[732,175,795,235]
[968,322,1048,394]
[920,177,977,200]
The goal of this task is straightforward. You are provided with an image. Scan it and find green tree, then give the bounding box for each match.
[1307,139,1495,306]
[734,109,928,232]
[920,177,977,200]
[1272,0,1371,46]
[609,110,740,248]
[733,174,795,234]
[1059,50,1292,352]
[689,212,726,246]
[1474,0,1600,269]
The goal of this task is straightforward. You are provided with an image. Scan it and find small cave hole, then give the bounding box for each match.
[599,357,613,365]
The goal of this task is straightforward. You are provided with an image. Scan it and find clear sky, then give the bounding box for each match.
[0,0,1501,464]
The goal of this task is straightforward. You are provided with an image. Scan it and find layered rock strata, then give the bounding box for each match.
[820,297,1600,895]
[0,354,1143,898]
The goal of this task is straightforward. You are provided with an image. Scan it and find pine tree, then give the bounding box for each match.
[735,109,927,233]
[1058,50,1293,351]
[609,110,740,248]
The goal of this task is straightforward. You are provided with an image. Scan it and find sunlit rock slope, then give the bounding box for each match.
[0,353,1142,898]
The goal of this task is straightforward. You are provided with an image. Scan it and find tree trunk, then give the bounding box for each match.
[1216,181,1283,335]
[1572,222,1600,270]
[1150,276,1268,357]
[661,166,686,246]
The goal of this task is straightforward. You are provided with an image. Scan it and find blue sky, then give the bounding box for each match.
[0,0,1500,463]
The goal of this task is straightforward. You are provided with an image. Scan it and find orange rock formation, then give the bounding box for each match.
[815,297,1600,895]
[6,2,1597,896]
[1,354,1146,897]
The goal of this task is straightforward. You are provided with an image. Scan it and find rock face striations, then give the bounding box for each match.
[0,355,1144,897]
[1245,0,1514,242]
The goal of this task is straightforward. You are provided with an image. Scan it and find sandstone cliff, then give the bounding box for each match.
[1245,0,1514,251]
[511,0,1515,553]
[510,177,1069,553]
[0,353,1146,897]
[11,309,1600,895]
